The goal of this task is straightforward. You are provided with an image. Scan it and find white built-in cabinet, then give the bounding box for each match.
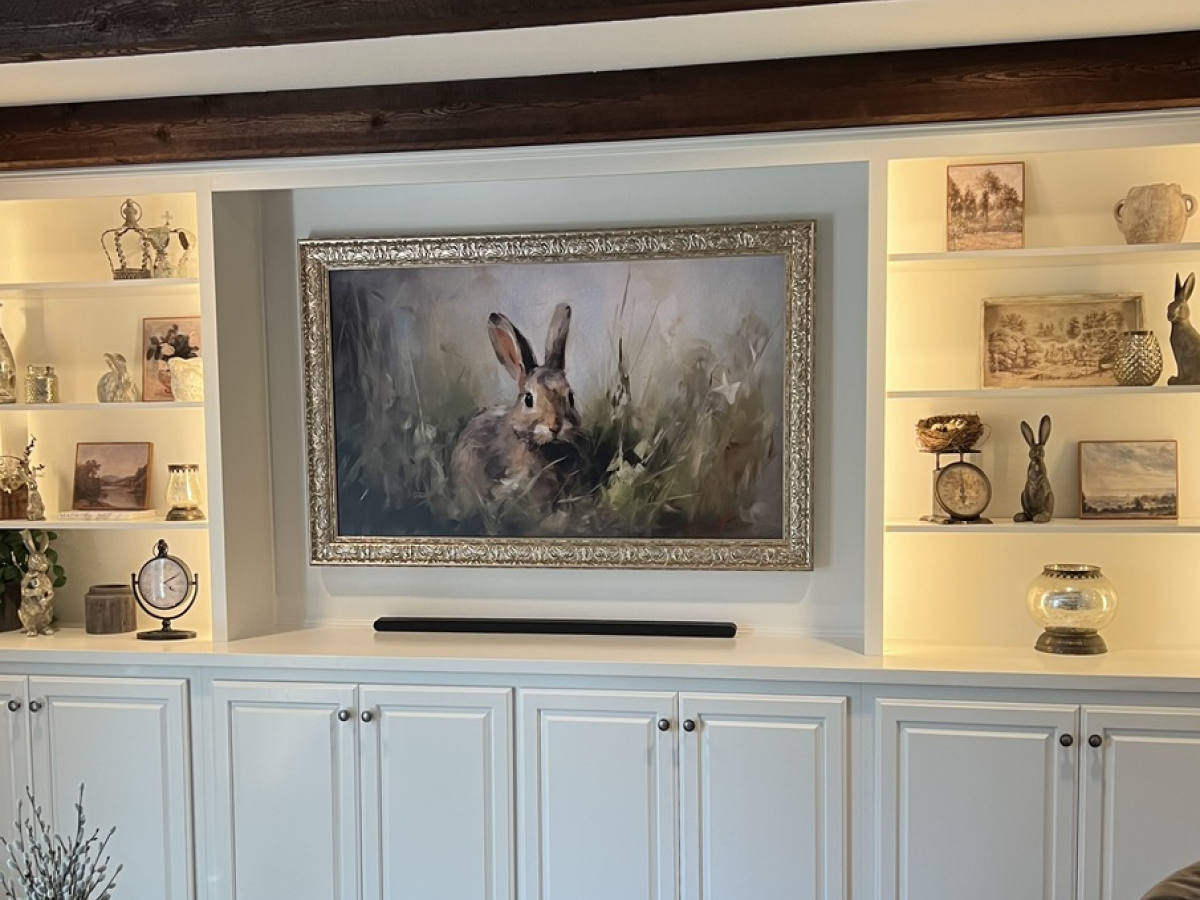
[874,696,1200,900]
[518,689,847,900]
[209,681,513,900]
[0,674,192,900]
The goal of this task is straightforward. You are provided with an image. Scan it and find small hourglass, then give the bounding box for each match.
[165,464,205,521]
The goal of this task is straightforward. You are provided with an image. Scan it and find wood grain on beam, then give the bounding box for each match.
[0,30,1197,172]
[0,0,875,63]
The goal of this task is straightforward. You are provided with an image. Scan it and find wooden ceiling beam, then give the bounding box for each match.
[0,29,1196,172]
[0,0,874,63]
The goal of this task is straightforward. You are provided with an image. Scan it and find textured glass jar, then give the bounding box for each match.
[24,366,58,404]
[1114,330,1163,386]
[165,464,205,521]
[1026,563,1118,654]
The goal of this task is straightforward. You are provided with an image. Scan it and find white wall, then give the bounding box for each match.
[260,159,870,638]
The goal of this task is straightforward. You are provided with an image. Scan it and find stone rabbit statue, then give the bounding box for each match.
[17,529,55,637]
[1014,415,1054,523]
[1167,272,1200,385]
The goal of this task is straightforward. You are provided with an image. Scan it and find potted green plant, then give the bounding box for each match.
[0,529,65,633]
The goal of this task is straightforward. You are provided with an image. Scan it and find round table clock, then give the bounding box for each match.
[922,452,993,524]
[131,539,198,640]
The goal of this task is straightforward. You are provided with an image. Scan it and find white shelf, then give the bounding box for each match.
[0,278,198,298]
[0,402,203,412]
[886,517,1200,534]
[887,386,1200,400]
[888,242,1200,271]
[32,517,209,531]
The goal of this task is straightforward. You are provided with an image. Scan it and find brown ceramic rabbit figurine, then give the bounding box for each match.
[1167,272,1200,385]
[451,303,587,517]
[1014,415,1054,523]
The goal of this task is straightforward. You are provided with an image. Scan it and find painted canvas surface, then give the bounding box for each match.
[142,316,201,402]
[72,442,153,510]
[300,222,814,569]
[947,162,1025,251]
[982,293,1143,388]
[1079,440,1178,519]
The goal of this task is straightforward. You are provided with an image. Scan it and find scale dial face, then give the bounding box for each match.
[136,554,193,611]
[934,460,992,520]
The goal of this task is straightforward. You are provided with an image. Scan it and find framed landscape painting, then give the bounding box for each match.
[299,221,814,570]
[981,293,1143,388]
[72,442,153,511]
[1079,440,1178,519]
[947,161,1025,251]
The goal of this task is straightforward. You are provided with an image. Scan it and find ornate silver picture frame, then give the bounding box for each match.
[299,220,814,569]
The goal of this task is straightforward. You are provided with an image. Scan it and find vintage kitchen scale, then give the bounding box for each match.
[916,414,993,525]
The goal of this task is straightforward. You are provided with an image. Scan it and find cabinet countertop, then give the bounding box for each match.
[3,626,1200,692]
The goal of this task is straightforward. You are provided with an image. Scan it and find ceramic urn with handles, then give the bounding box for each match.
[1113,182,1197,244]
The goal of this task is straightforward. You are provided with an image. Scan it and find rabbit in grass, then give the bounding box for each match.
[1014,414,1054,523]
[1167,272,1200,385]
[451,303,587,516]
[18,530,55,637]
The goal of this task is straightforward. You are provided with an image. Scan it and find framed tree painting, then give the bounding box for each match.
[299,221,815,570]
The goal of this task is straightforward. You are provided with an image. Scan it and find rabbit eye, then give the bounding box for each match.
[523,392,534,408]
[568,391,575,408]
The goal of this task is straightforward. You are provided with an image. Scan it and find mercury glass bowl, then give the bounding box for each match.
[1026,563,1118,655]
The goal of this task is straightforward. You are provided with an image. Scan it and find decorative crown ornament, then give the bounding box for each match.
[100,198,153,280]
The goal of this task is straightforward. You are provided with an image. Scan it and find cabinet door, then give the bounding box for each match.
[876,698,1077,900]
[211,681,359,900]
[519,689,676,900]
[0,675,29,845]
[29,676,191,900]
[359,685,512,900]
[679,693,847,900]
[1079,705,1200,900]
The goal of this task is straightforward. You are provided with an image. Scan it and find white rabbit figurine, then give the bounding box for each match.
[451,303,587,517]
[97,352,140,403]
[17,529,55,637]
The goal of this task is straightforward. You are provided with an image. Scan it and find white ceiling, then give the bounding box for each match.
[2,0,1199,108]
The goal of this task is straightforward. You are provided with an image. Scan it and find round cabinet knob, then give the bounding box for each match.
[1088,734,1103,748]
[336,709,351,722]
[1059,733,1074,747]
[27,701,42,714]
[657,718,671,732]
[361,710,374,723]
[682,719,696,732]
[6,699,19,713]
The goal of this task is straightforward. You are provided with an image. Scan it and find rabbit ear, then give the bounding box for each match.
[543,303,572,370]
[1185,272,1196,301]
[36,534,48,553]
[20,530,33,553]
[487,313,538,388]
[1038,415,1052,445]
[1020,421,1035,446]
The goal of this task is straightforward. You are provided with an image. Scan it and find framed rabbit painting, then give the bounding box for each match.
[299,221,814,570]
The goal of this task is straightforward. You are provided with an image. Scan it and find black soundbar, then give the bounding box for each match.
[373,617,737,638]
